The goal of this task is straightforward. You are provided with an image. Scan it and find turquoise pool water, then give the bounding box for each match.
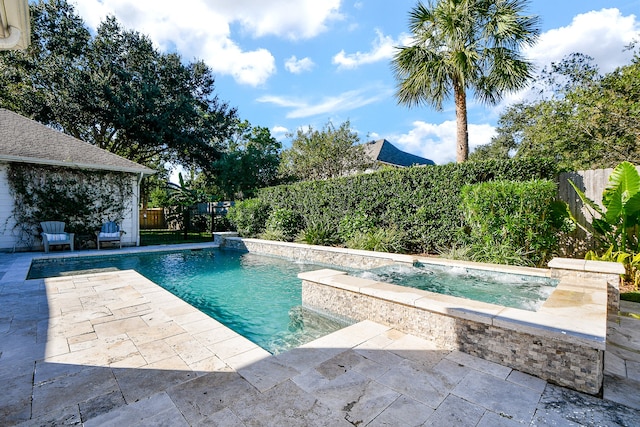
[354,262,558,311]
[28,249,352,354]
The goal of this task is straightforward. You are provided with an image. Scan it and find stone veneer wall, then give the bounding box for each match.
[220,237,410,270]
[302,280,604,395]
[215,235,616,396]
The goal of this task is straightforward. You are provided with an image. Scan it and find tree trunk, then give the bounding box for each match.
[183,207,190,240]
[454,82,469,163]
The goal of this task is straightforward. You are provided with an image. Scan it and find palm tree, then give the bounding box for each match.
[392,0,540,162]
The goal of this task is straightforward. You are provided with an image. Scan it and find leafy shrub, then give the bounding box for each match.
[338,211,376,242]
[191,214,210,232]
[296,221,340,246]
[437,244,473,260]
[586,247,640,290]
[469,241,529,266]
[258,158,557,253]
[227,198,271,237]
[345,227,407,253]
[212,215,233,232]
[260,228,288,242]
[263,208,303,242]
[460,179,570,267]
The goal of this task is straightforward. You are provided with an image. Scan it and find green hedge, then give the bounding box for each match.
[256,158,557,253]
[263,208,303,241]
[461,179,569,267]
[226,198,271,237]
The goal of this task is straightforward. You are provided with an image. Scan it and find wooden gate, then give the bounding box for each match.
[139,208,166,229]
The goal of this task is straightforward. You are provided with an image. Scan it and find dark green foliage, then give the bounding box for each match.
[346,227,408,253]
[472,52,640,169]
[279,120,372,181]
[211,121,282,199]
[140,230,212,246]
[227,199,271,237]
[296,221,341,246]
[7,164,132,247]
[263,208,303,242]
[621,292,640,303]
[212,215,234,232]
[165,173,208,239]
[257,158,557,253]
[338,211,376,242]
[460,180,570,267]
[0,0,237,171]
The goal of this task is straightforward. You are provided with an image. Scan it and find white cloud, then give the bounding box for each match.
[220,0,343,40]
[332,29,400,69]
[257,87,393,119]
[526,8,638,74]
[368,131,380,140]
[72,0,342,86]
[392,121,496,165]
[284,56,315,74]
[491,8,639,116]
[271,125,289,140]
[256,95,307,109]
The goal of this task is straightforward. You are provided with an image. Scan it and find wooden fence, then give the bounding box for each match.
[139,208,166,229]
[139,202,234,231]
[557,165,640,256]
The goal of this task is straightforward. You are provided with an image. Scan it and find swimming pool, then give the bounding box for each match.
[354,262,558,311]
[28,249,352,354]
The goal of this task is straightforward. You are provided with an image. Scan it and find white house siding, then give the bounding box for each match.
[0,163,18,251]
[0,165,141,251]
[120,174,139,246]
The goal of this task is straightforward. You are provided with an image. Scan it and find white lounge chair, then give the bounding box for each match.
[96,221,125,249]
[41,221,74,253]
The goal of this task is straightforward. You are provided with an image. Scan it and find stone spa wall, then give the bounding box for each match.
[217,235,622,395]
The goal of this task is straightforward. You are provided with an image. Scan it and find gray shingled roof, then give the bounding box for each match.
[0,108,155,175]
[364,139,435,167]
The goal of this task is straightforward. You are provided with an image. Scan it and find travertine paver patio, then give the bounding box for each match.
[1,246,639,426]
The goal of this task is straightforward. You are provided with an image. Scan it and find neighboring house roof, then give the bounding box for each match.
[364,139,435,167]
[0,108,155,175]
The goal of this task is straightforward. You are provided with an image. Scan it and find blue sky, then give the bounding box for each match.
[71,0,640,165]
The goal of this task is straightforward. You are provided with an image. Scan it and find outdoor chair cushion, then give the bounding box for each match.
[43,233,70,241]
[99,232,121,239]
[96,221,124,249]
[101,222,120,233]
[40,221,74,252]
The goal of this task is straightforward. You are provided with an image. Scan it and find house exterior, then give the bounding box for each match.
[0,0,30,51]
[0,108,155,251]
[363,139,435,167]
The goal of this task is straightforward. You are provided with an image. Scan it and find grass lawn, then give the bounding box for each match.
[620,278,640,303]
[140,229,213,246]
[622,292,640,303]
